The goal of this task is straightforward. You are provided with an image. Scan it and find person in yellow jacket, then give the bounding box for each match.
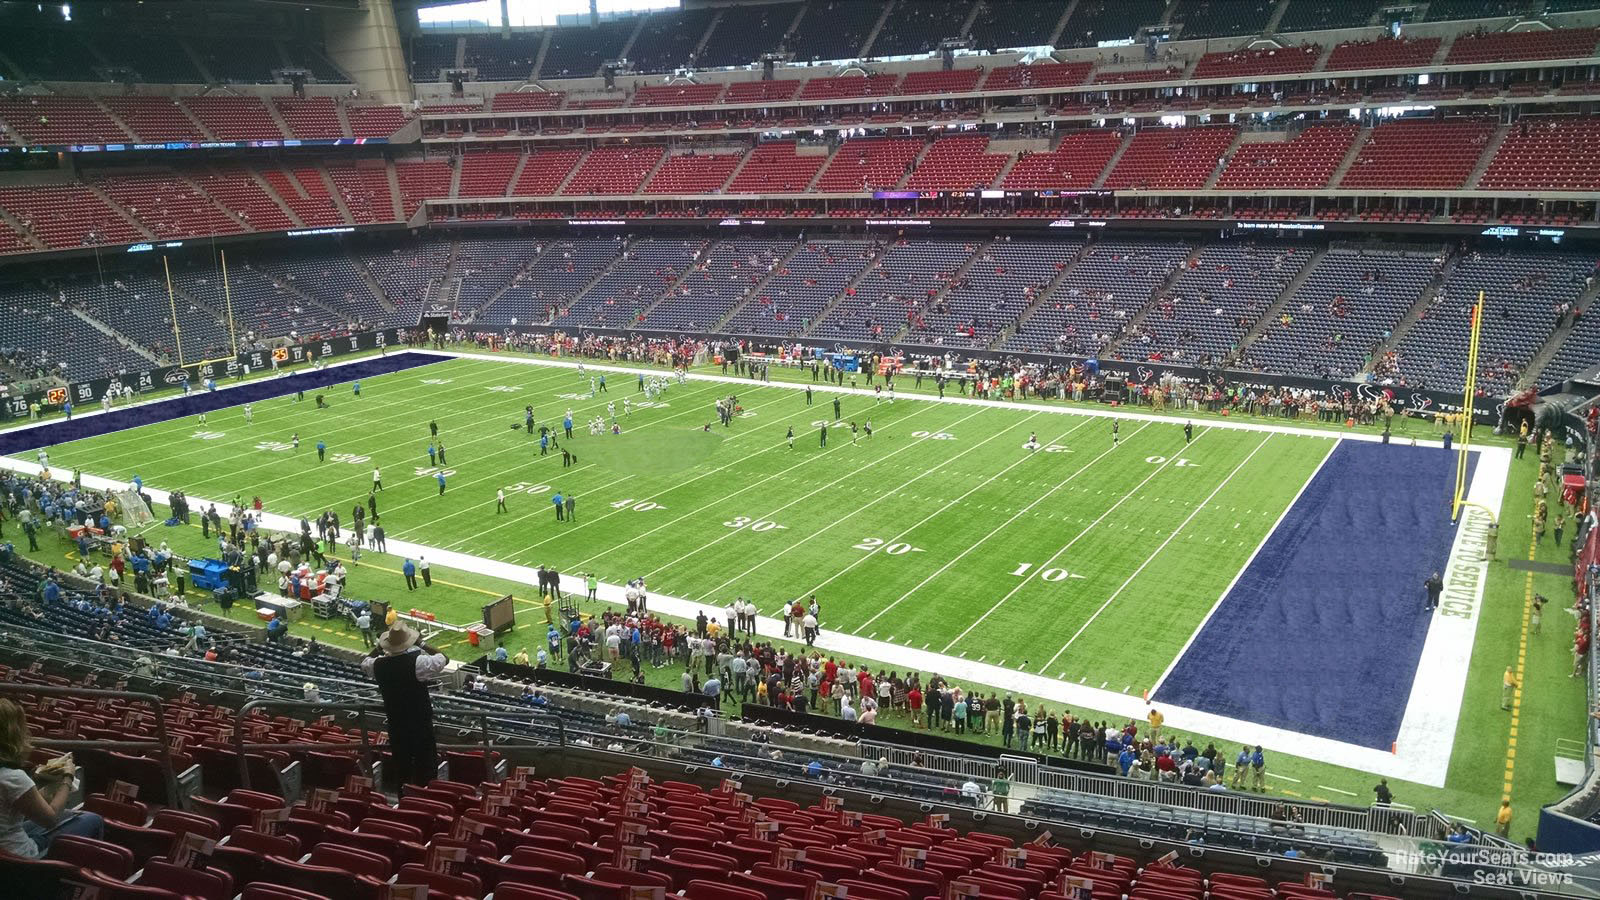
[1495,800,1513,837]
[385,606,399,627]
[1502,667,1519,710]
[1147,708,1165,740]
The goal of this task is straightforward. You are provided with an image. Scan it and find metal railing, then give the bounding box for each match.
[0,682,183,805]
[230,698,566,791]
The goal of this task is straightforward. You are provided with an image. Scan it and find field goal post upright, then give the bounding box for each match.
[1452,290,1486,522]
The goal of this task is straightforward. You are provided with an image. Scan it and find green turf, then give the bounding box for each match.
[6,352,1584,841]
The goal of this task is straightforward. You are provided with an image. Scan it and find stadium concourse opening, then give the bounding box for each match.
[0,0,1599,895]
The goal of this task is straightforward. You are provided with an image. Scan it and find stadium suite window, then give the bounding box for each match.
[419,0,680,29]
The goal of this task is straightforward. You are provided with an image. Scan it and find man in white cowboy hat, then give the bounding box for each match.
[361,621,449,788]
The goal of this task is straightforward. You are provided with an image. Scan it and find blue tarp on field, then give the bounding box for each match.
[0,353,449,455]
[1153,440,1474,750]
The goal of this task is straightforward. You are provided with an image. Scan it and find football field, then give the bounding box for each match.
[4,351,1510,791]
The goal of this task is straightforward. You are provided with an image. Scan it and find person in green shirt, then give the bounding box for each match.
[990,770,1010,813]
[586,573,598,602]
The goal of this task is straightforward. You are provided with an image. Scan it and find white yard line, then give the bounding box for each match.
[633,406,992,579]
[687,411,1047,602]
[938,426,1212,653]
[43,357,517,473]
[435,349,1468,448]
[795,417,1096,604]
[0,437,1511,786]
[853,420,1155,637]
[480,390,802,554]
[1035,432,1272,674]
[401,389,797,542]
[1146,436,1338,696]
[0,351,1514,787]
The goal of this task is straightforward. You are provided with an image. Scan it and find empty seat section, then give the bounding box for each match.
[645,153,742,193]
[181,97,286,142]
[1444,27,1600,65]
[272,97,344,140]
[629,7,719,73]
[696,2,797,67]
[1216,124,1358,189]
[1104,126,1238,190]
[409,34,460,81]
[798,75,901,101]
[346,105,411,139]
[632,83,725,107]
[1539,302,1600,388]
[101,97,204,143]
[511,149,584,195]
[815,137,922,192]
[641,239,792,331]
[900,69,982,96]
[981,62,1091,92]
[259,167,344,227]
[1059,0,1165,47]
[816,240,975,340]
[786,0,881,62]
[193,168,296,232]
[555,239,701,329]
[1324,36,1441,71]
[489,238,624,324]
[1478,117,1600,191]
[1005,239,1189,356]
[1192,44,1320,79]
[251,247,392,325]
[723,240,877,336]
[723,81,803,104]
[968,0,1072,51]
[454,237,543,318]
[358,239,453,322]
[457,151,522,198]
[870,2,970,56]
[727,141,825,192]
[1134,244,1310,363]
[916,240,1077,346]
[94,174,243,240]
[539,19,634,78]
[0,96,130,146]
[1169,0,1278,39]
[905,136,1009,191]
[1338,118,1496,189]
[1274,0,1382,32]
[325,162,397,224]
[1002,131,1121,189]
[461,33,541,80]
[394,160,452,217]
[0,184,144,249]
[1247,250,1441,379]
[491,92,565,112]
[1395,251,1591,393]
[562,146,665,195]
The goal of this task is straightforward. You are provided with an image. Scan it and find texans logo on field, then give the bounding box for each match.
[1137,367,1155,383]
[163,370,188,385]
[1355,383,1382,403]
[1409,394,1433,411]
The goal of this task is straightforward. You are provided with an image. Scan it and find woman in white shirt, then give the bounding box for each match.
[0,699,104,857]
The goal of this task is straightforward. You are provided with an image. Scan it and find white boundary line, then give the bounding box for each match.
[1147,437,1339,695]
[1036,432,1273,674]
[432,349,1471,448]
[0,351,1512,787]
[939,425,1212,652]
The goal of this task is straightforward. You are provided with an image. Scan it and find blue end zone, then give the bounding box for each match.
[0,352,451,456]
[1153,441,1475,750]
